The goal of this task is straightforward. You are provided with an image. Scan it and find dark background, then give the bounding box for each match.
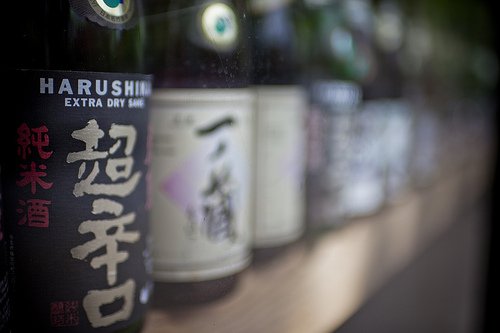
[484,0,499,331]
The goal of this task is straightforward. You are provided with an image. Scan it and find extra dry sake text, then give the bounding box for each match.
[40,77,152,109]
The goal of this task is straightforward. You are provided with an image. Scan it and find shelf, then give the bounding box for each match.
[142,164,486,333]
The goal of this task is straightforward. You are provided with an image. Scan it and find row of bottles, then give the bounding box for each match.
[0,0,497,331]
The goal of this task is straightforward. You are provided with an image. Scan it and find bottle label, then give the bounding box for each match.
[151,89,253,281]
[253,86,306,247]
[1,70,153,332]
[69,0,135,29]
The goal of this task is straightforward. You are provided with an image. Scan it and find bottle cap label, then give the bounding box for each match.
[70,0,135,29]
[2,69,153,331]
[200,2,239,51]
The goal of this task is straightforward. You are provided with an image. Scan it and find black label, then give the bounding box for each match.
[1,70,153,332]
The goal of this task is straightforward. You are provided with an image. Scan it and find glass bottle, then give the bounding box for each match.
[145,0,254,304]
[0,184,10,333]
[248,0,307,259]
[301,0,370,231]
[1,1,152,332]
[370,0,414,206]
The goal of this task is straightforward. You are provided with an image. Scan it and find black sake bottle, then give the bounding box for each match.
[1,1,153,332]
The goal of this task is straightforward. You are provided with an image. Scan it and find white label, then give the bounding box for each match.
[342,101,386,217]
[411,108,439,186]
[306,80,361,227]
[253,86,307,247]
[151,89,254,281]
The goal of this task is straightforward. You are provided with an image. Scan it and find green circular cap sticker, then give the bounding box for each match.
[89,0,134,24]
[201,3,238,50]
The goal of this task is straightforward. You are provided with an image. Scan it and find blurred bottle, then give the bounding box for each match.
[303,0,373,229]
[416,0,471,180]
[300,0,355,231]
[248,0,307,257]
[417,0,498,206]
[461,42,498,203]
[145,0,254,304]
[369,0,414,206]
[1,1,152,332]
[400,8,441,190]
[339,5,379,220]
[449,1,498,204]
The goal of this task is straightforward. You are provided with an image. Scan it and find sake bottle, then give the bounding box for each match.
[145,0,254,304]
[370,0,414,206]
[301,0,368,230]
[1,1,153,332]
[248,0,308,258]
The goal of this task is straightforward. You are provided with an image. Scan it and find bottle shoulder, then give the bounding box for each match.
[5,0,146,73]
[145,0,251,88]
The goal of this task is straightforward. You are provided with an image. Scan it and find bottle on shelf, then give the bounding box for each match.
[443,0,498,205]
[302,0,374,230]
[1,1,153,332]
[369,0,414,206]
[247,0,308,260]
[145,0,254,304]
[401,2,441,190]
